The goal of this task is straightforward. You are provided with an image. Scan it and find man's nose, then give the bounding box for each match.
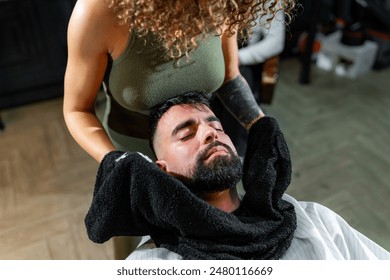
[201,125,218,144]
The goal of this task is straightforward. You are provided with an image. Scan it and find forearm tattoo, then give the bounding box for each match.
[215,75,263,130]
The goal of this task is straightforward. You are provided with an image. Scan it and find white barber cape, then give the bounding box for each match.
[127,194,390,260]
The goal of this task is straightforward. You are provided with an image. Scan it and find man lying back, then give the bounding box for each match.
[85,91,390,260]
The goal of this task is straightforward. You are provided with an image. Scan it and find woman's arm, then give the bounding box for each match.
[216,30,264,130]
[63,0,118,162]
[220,30,240,82]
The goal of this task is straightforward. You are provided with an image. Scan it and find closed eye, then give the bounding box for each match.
[180,133,195,141]
[210,122,224,132]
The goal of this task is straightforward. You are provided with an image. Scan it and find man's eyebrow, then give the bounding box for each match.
[206,115,221,124]
[171,119,195,137]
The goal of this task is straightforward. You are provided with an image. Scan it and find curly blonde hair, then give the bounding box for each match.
[107,0,296,59]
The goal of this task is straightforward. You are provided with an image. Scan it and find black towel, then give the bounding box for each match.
[85,117,297,259]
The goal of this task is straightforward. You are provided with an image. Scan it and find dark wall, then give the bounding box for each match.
[0,0,76,109]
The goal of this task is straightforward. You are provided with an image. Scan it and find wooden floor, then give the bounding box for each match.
[0,57,389,259]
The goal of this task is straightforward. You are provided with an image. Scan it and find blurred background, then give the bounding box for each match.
[0,0,389,259]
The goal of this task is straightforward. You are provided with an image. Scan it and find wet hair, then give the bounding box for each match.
[149,91,211,155]
[107,0,297,59]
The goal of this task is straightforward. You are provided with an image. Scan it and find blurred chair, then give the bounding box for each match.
[261,55,280,104]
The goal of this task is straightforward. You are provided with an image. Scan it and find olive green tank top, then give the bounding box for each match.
[104,32,225,114]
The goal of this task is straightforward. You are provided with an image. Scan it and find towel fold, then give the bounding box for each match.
[85,117,297,259]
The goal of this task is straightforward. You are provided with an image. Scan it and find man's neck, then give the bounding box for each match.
[198,187,240,213]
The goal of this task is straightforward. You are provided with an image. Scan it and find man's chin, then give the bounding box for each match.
[181,145,243,195]
[204,154,231,167]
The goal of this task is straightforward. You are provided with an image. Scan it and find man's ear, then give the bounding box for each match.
[155,160,168,173]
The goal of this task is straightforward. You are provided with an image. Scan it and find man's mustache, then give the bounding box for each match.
[198,141,234,162]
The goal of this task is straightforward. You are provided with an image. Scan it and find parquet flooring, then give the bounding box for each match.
[0,57,389,259]
[0,98,113,259]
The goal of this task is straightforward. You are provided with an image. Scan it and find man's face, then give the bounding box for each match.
[153,104,242,193]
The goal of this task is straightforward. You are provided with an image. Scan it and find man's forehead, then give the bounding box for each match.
[163,104,211,122]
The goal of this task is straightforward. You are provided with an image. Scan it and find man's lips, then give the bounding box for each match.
[204,146,229,160]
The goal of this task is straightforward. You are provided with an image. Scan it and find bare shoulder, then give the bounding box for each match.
[68,0,125,55]
[70,0,113,27]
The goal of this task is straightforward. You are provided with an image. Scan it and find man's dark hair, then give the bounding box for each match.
[149,91,211,156]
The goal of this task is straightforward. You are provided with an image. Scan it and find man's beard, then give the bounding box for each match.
[181,141,243,194]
